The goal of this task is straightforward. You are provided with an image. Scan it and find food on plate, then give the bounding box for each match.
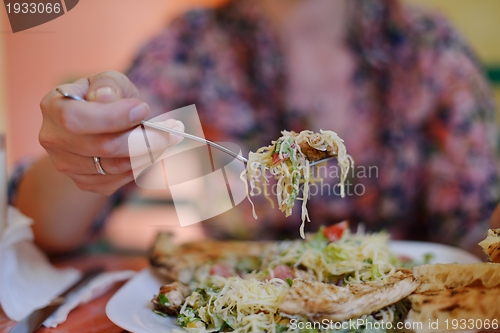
[405,263,500,332]
[151,281,191,316]
[279,270,418,321]
[241,130,353,238]
[150,232,271,284]
[478,228,500,263]
[411,262,500,293]
[150,223,422,332]
[406,287,500,331]
[147,222,500,332]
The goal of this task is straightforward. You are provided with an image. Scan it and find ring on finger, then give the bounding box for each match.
[93,156,107,175]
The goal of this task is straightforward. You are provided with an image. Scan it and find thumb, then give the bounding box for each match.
[86,71,140,103]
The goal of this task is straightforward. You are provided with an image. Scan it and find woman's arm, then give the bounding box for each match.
[15,155,109,254]
[14,71,184,254]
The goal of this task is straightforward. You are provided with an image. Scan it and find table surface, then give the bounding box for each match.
[0,254,149,333]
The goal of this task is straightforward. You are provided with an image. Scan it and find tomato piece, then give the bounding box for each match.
[398,255,413,263]
[323,221,349,242]
[272,152,290,165]
[271,264,294,280]
[209,263,235,278]
[272,153,281,165]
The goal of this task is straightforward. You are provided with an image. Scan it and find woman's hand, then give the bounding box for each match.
[39,71,183,195]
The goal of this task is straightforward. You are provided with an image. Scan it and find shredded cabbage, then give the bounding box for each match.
[240,130,353,238]
[168,229,415,333]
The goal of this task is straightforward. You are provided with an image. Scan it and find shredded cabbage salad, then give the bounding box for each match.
[156,226,427,333]
[241,130,353,238]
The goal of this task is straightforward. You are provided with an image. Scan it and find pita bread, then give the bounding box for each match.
[406,263,500,332]
[413,263,500,293]
[279,270,419,321]
[478,228,500,263]
[406,287,500,332]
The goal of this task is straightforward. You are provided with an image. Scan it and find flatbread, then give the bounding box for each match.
[279,269,419,321]
[406,262,500,332]
[478,228,500,263]
[406,287,500,332]
[413,263,500,293]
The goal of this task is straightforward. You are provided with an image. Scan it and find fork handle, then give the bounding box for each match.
[141,121,248,163]
[55,88,248,164]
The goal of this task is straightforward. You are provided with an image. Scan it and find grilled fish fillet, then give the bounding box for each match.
[279,270,419,321]
[150,232,271,283]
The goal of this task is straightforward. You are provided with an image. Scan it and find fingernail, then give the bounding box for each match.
[175,120,184,130]
[88,87,117,101]
[129,103,149,123]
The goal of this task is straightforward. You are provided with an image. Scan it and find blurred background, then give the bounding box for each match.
[1,0,499,252]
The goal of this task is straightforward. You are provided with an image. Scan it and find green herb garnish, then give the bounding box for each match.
[152,309,167,317]
[158,293,170,305]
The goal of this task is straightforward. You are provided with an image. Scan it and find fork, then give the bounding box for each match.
[56,88,334,166]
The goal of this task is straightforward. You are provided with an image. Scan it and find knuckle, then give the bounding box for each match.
[53,161,69,174]
[76,181,102,194]
[96,139,119,157]
[40,95,50,113]
[38,132,49,148]
[75,181,92,192]
[40,89,59,114]
[110,157,132,173]
[59,108,80,133]
[39,129,57,149]
[96,70,137,98]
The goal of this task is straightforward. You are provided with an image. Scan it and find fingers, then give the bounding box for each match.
[129,119,185,177]
[41,117,186,196]
[86,71,140,102]
[47,149,134,175]
[39,71,185,196]
[141,119,185,159]
[41,71,149,135]
[41,119,185,158]
[41,71,139,103]
[71,172,136,196]
[42,90,149,135]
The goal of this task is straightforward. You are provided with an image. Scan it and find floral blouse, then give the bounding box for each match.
[125,0,498,250]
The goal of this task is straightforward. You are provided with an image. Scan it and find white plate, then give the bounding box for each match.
[106,241,481,333]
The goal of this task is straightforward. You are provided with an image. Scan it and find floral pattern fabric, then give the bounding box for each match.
[126,0,499,250]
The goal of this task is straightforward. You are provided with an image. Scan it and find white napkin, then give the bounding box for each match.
[0,206,136,327]
[44,270,135,328]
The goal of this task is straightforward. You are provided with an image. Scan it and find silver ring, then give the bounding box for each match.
[93,157,107,175]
